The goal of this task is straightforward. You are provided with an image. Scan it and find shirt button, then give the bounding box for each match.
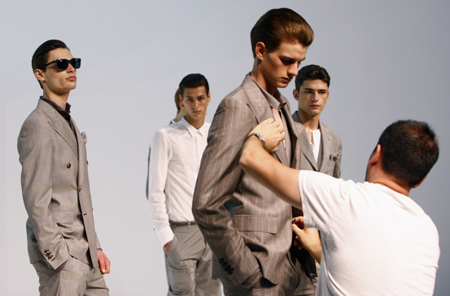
[67,163,71,168]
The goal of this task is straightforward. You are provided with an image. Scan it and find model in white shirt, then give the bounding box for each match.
[148,74,220,295]
[239,118,440,296]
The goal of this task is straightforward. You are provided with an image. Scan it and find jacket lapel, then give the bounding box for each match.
[319,121,332,173]
[242,76,288,165]
[39,100,78,157]
[71,119,85,188]
[292,111,318,171]
[300,129,318,171]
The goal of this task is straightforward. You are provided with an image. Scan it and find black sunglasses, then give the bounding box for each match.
[44,58,81,71]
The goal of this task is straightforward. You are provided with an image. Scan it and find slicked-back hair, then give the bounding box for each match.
[32,39,69,89]
[250,8,314,58]
[179,73,209,97]
[377,120,439,188]
[295,64,330,90]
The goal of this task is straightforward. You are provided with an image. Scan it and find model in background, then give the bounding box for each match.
[148,74,221,296]
[291,64,342,284]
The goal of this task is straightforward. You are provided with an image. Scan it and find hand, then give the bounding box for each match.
[97,250,111,274]
[248,118,285,153]
[292,216,322,263]
[164,240,172,256]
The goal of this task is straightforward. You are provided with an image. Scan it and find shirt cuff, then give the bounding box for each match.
[157,225,174,247]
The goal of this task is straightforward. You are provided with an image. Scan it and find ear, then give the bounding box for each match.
[255,41,266,61]
[368,144,382,166]
[34,68,45,84]
[412,175,427,189]
[179,94,185,110]
[207,92,211,104]
[293,89,299,101]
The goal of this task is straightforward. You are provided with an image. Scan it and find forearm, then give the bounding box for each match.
[240,136,302,209]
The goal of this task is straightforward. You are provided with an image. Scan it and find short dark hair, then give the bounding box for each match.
[295,64,330,90]
[377,120,439,187]
[179,73,209,97]
[250,8,314,58]
[32,39,69,89]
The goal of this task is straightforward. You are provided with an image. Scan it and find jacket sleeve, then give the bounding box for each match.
[18,119,70,270]
[192,96,261,288]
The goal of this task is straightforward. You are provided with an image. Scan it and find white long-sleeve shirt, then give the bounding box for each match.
[148,117,210,246]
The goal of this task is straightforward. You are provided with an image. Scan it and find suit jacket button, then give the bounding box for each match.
[67,163,71,168]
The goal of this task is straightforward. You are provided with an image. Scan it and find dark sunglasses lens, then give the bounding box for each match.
[71,58,81,69]
[55,59,69,70]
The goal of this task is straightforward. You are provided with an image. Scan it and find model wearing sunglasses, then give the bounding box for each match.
[44,58,81,71]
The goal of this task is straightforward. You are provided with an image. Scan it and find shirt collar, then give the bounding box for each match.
[247,74,287,110]
[180,116,208,137]
[40,96,72,121]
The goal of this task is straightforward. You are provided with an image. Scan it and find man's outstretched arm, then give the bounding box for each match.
[239,118,302,210]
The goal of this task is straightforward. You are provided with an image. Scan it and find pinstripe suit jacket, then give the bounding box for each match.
[192,75,314,291]
[292,111,342,178]
[18,99,100,271]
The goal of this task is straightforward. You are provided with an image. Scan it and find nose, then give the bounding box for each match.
[311,92,318,102]
[288,64,298,77]
[193,100,198,109]
[67,62,75,73]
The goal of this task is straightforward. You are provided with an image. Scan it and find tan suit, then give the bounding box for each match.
[193,75,315,295]
[292,111,342,178]
[18,99,101,272]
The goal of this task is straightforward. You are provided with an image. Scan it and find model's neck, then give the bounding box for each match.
[185,116,205,130]
[298,111,320,131]
[43,91,69,109]
[250,64,277,96]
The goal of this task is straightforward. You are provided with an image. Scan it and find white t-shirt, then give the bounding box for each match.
[298,171,439,296]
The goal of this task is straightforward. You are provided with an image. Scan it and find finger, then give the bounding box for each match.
[104,259,110,274]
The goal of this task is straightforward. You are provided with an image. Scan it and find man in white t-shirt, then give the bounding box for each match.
[239,119,440,295]
[148,73,221,296]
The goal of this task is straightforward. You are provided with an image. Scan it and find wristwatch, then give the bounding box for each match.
[248,133,265,147]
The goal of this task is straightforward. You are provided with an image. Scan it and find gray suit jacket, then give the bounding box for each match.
[18,99,100,271]
[192,75,314,291]
[292,111,342,177]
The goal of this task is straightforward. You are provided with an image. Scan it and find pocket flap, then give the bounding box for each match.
[233,215,278,234]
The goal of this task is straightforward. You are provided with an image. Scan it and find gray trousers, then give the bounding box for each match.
[33,256,109,296]
[220,252,315,296]
[165,223,221,296]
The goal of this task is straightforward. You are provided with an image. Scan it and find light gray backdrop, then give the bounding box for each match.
[1,1,449,295]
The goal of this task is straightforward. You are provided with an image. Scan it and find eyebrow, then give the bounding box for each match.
[303,87,328,91]
[280,55,305,62]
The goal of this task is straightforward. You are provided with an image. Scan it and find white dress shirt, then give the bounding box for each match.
[148,117,210,246]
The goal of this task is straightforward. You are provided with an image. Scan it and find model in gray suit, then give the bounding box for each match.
[292,64,342,178]
[192,9,315,296]
[18,40,109,295]
[291,65,342,285]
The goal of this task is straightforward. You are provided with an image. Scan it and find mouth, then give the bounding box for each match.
[67,76,77,81]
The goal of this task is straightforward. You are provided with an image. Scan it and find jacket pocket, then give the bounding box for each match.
[232,215,278,234]
[52,211,76,225]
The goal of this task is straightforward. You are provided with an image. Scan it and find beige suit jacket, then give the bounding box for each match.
[18,99,100,271]
[292,111,342,178]
[192,75,314,291]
